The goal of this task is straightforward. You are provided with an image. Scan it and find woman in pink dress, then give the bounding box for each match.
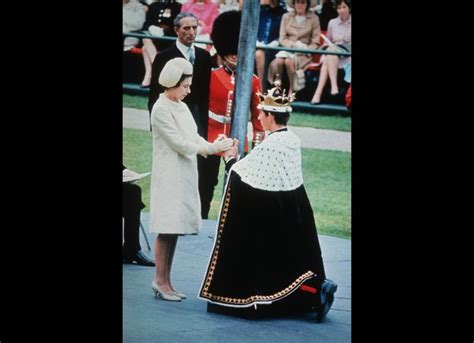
[310,0,351,104]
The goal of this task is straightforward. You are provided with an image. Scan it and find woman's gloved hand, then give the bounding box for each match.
[294,40,308,49]
[211,136,234,153]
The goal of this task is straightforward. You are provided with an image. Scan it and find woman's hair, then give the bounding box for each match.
[163,73,193,90]
[335,0,351,10]
[293,0,312,12]
[264,110,290,125]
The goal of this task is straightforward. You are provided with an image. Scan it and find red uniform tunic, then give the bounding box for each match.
[207,66,265,155]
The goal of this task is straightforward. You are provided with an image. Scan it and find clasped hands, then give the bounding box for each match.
[213,134,239,161]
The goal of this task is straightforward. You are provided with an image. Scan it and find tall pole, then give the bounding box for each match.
[230,1,260,155]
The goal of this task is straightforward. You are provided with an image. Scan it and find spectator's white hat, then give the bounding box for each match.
[159,57,193,88]
[286,0,318,9]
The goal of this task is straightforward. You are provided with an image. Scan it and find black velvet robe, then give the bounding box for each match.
[199,130,326,309]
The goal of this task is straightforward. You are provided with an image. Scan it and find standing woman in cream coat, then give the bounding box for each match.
[149,58,233,301]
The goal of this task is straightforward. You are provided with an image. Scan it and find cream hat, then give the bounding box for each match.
[159,57,193,88]
[286,0,318,9]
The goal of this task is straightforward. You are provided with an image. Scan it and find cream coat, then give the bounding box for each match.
[149,93,215,234]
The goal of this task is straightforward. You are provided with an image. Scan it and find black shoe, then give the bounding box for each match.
[123,250,155,267]
[316,279,338,323]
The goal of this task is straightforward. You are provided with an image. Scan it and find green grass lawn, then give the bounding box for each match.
[289,112,351,132]
[123,127,351,239]
[123,94,351,132]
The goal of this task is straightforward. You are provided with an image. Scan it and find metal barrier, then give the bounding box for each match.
[123,31,351,57]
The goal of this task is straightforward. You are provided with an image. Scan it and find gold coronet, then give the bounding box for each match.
[256,80,295,113]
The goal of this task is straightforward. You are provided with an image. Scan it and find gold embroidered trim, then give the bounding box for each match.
[200,181,315,305]
[201,270,315,306]
[200,183,232,296]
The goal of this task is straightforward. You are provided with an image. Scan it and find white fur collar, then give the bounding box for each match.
[231,130,303,191]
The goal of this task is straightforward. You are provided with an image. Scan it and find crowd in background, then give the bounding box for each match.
[123,0,351,106]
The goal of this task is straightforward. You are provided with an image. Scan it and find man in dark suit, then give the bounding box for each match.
[123,165,155,266]
[148,12,211,138]
[148,12,214,219]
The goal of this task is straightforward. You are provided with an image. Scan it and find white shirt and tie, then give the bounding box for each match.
[176,40,195,65]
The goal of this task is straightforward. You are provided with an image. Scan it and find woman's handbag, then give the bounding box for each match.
[293,58,306,92]
[293,69,306,92]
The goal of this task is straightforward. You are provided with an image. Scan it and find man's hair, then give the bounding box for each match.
[264,111,290,126]
[173,12,198,27]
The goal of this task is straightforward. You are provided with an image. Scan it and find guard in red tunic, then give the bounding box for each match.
[200,10,266,219]
[207,66,263,153]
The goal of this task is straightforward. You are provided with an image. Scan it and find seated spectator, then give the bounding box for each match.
[123,0,146,53]
[181,0,220,50]
[141,0,183,87]
[267,0,321,94]
[123,0,148,85]
[123,166,155,267]
[255,0,287,91]
[310,0,351,104]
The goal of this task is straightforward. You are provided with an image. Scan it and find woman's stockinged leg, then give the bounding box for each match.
[285,57,296,94]
[267,58,285,85]
[167,235,178,291]
[166,235,186,298]
[141,39,157,87]
[154,234,174,292]
[152,234,182,301]
[311,61,329,104]
[255,49,266,90]
[326,55,340,95]
[142,52,152,87]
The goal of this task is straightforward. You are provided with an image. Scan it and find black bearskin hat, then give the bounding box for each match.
[211,10,241,57]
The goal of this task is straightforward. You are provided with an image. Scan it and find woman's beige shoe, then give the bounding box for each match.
[151,281,181,301]
[172,291,186,299]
